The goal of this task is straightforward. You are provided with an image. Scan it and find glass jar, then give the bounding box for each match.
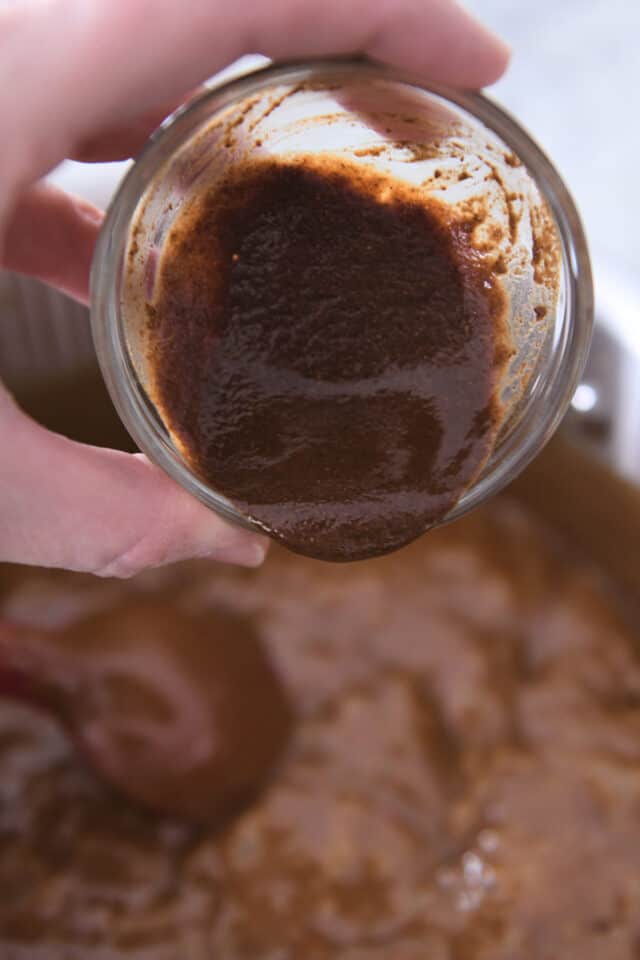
[91,58,593,543]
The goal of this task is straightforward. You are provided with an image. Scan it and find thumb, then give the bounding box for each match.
[0,393,267,577]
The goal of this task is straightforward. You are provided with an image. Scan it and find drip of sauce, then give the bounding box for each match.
[145,156,508,561]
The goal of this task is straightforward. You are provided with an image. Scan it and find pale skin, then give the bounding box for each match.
[0,0,509,577]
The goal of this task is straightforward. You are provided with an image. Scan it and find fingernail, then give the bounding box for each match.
[215,538,269,568]
[494,35,512,69]
[76,197,104,228]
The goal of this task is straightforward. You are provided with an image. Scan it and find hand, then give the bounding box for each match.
[0,0,508,577]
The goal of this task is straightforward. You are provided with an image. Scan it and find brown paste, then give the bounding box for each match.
[1,490,639,958]
[145,156,507,561]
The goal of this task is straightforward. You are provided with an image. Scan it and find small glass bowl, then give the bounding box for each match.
[91,58,593,541]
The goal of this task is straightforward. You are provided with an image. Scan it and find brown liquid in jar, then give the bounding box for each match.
[145,155,508,561]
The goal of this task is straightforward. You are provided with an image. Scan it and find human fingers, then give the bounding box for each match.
[0,181,101,304]
[2,85,206,301]
[1,0,509,201]
[0,391,267,577]
[0,0,508,290]
[72,89,202,162]
[0,0,508,575]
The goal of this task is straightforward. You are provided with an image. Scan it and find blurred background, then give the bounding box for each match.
[465,0,640,481]
[1,0,639,477]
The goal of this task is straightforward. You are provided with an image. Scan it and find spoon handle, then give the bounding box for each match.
[0,618,48,707]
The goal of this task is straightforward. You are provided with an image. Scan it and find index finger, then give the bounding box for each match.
[1,0,508,195]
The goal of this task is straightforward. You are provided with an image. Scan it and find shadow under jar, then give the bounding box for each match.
[91,59,593,562]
